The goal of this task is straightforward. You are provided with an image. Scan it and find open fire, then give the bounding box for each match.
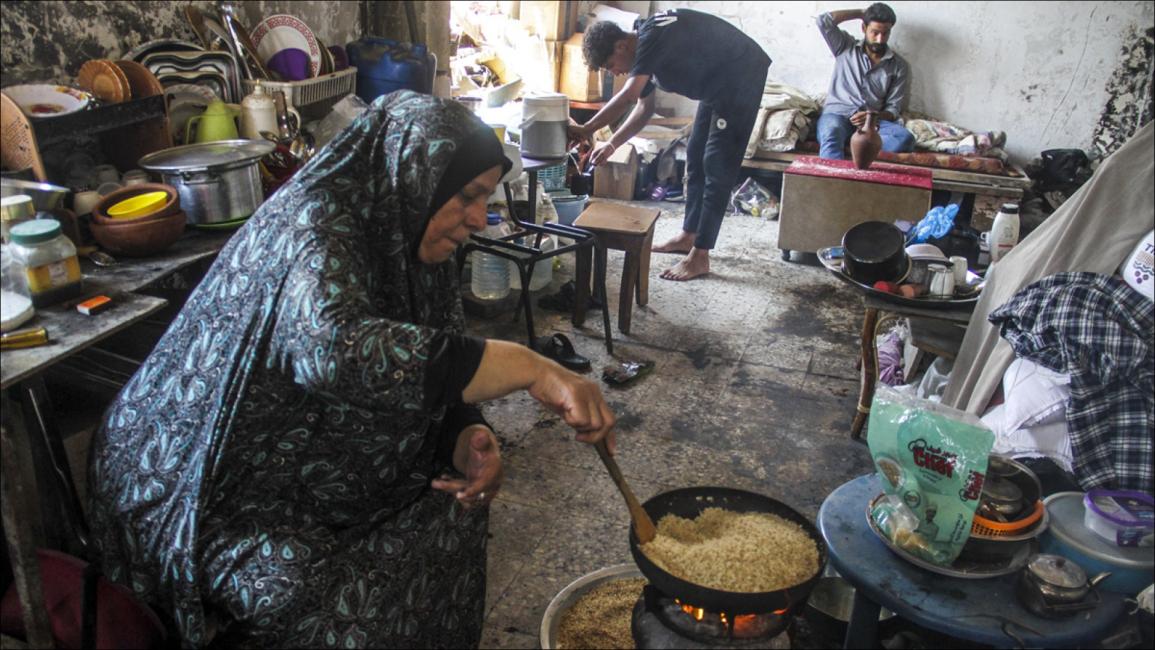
[675,599,789,639]
[632,584,793,648]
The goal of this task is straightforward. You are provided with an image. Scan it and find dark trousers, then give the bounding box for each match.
[683,67,768,250]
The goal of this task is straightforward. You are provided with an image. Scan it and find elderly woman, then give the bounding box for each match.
[88,91,616,648]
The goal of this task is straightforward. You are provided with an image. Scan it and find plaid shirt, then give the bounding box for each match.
[990,272,1154,493]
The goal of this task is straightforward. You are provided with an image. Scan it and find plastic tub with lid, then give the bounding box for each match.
[1040,491,1154,595]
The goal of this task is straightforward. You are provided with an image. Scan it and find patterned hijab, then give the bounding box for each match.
[251,90,510,333]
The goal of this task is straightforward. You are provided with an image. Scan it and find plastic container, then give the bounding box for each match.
[1,243,35,332]
[471,213,511,300]
[550,193,588,226]
[345,37,434,103]
[520,94,569,159]
[510,233,554,291]
[989,203,1020,264]
[1083,490,1154,547]
[8,219,82,308]
[1040,491,1155,595]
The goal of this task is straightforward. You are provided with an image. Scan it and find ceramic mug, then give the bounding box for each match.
[122,169,151,186]
[92,164,120,185]
[73,190,101,216]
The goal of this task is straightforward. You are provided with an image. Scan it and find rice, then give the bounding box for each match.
[639,508,819,593]
[556,577,646,649]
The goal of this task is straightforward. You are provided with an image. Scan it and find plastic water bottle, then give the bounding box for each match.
[471,213,511,300]
[510,234,554,291]
[989,203,1020,264]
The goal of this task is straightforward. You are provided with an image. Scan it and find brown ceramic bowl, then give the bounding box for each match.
[89,209,187,256]
[92,183,180,224]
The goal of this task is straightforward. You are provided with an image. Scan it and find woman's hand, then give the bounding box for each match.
[528,361,617,453]
[432,425,503,509]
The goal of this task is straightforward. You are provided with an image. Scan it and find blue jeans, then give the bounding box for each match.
[816,111,915,160]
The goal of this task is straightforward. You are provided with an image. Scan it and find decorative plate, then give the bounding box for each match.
[250,14,321,81]
[78,59,131,104]
[1,84,92,118]
[113,60,164,98]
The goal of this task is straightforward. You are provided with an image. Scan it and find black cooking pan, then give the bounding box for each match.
[629,487,828,614]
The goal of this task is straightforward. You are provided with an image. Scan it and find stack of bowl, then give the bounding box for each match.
[89,183,186,256]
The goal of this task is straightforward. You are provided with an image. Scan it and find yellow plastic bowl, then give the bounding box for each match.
[107,191,168,219]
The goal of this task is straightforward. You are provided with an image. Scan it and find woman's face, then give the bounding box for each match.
[418,165,503,264]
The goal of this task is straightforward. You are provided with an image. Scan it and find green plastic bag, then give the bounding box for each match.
[867,386,995,566]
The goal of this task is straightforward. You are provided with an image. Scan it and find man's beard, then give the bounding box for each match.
[866,42,888,56]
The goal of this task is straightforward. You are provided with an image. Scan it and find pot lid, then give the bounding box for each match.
[1043,492,1155,568]
[138,140,275,172]
[1026,553,1086,588]
[982,476,1023,505]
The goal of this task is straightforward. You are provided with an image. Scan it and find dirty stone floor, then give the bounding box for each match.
[465,199,878,648]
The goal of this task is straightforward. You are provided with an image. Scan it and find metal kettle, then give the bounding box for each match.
[1017,553,1110,618]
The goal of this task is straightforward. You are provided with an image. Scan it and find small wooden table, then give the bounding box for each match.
[573,201,660,335]
[852,294,974,439]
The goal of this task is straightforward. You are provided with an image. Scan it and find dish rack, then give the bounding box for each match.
[242,67,356,121]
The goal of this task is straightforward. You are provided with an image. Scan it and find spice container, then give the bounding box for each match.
[1,243,35,331]
[1,194,36,243]
[8,219,83,307]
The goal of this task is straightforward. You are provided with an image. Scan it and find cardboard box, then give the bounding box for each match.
[521,1,577,41]
[593,143,639,200]
[560,32,602,102]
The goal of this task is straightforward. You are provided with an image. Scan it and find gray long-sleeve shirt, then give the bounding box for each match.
[817,12,910,118]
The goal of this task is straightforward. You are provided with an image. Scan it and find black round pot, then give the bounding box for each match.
[842,221,908,284]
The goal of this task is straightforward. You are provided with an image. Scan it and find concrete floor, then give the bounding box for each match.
[465,199,877,648]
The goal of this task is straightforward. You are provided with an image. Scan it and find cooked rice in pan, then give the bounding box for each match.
[639,507,819,593]
[556,577,646,649]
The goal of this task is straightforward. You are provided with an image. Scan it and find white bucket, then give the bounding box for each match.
[520,93,569,159]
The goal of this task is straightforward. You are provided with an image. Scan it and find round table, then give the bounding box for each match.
[817,474,1127,649]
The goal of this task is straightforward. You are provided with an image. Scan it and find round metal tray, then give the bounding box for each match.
[819,246,981,310]
[866,493,1036,579]
[540,563,645,650]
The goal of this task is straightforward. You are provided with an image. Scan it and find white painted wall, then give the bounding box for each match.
[646,1,1154,164]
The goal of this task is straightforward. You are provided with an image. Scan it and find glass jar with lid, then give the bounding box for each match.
[8,219,83,308]
[1,194,36,244]
[1,242,36,331]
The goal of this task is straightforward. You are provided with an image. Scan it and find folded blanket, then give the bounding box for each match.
[906,118,1007,159]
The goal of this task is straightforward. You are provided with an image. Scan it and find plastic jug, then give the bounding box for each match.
[471,213,511,300]
[345,37,435,103]
[239,81,300,141]
[989,203,1020,264]
[185,100,242,144]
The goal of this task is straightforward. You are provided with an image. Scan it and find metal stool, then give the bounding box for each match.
[459,180,614,354]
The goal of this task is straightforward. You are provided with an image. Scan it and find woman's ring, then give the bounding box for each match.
[478,492,486,500]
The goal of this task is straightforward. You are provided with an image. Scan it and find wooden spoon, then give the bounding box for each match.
[594,439,657,543]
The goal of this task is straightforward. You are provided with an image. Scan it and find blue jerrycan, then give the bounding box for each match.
[345,37,435,103]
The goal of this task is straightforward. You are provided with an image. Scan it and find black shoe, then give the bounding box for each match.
[532,333,591,372]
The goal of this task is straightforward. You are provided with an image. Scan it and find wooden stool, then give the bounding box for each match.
[573,202,660,335]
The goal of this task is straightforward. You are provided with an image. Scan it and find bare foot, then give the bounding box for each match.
[652,230,696,254]
[660,248,710,281]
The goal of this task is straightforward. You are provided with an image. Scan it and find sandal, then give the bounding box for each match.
[602,356,655,387]
[533,333,591,372]
[538,280,604,313]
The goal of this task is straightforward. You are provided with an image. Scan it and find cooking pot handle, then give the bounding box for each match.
[178,169,220,185]
[1088,572,1112,588]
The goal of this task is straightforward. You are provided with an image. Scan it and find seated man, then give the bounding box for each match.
[816,3,915,160]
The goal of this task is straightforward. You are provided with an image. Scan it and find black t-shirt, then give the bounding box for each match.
[630,9,771,106]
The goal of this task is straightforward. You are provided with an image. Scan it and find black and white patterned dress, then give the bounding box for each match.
[89,91,495,648]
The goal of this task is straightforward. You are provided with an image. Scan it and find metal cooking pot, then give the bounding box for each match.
[629,486,827,615]
[842,221,909,285]
[138,140,274,225]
